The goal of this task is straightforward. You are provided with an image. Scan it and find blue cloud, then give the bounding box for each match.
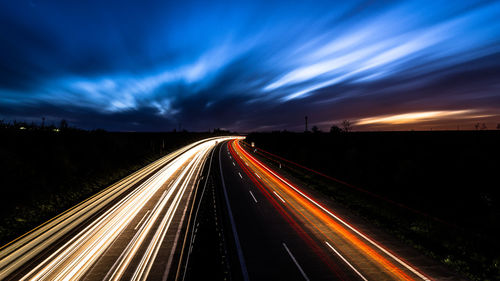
[0,0,499,130]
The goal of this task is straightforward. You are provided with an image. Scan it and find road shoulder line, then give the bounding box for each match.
[282,242,310,281]
[219,143,250,281]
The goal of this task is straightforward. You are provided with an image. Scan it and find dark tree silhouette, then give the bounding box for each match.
[330,125,342,134]
[341,120,352,132]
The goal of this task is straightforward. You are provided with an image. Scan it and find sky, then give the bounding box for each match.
[0,0,499,131]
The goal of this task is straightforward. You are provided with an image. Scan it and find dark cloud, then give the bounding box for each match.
[0,0,499,131]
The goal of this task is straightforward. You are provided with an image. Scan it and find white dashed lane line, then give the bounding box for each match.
[134,210,151,230]
[273,191,286,203]
[249,190,258,203]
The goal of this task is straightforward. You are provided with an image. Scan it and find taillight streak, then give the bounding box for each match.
[228,140,348,280]
[235,140,431,281]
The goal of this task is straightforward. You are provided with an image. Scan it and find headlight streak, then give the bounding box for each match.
[22,143,204,281]
[0,145,188,279]
[0,139,212,266]
[231,140,432,281]
[105,153,199,281]
[103,191,168,281]
[0,137,234,281]
[178,141,222,281]
[124,145,210,281]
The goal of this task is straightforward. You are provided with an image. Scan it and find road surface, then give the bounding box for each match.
[0,137,234,281]
[217,139,433,281]
[1,137,448,281]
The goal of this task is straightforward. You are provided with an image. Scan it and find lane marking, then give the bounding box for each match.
[238,172,243,179]
[219,144,250,281]
[108,151,205,281]
[249,191,258,203]
[180,145,217,281]
[233,162,236,166]
[236,141,431,281]
[0,145,193,278]
[325,241,368,281]
[282,243,310,281]
[273,191,286,203]
[134,210,151,230]
[254,173,261,179]
[2,138,231,281]
[163,155,204,281]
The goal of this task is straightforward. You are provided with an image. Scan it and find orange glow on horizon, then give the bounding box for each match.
[356,110,477,125]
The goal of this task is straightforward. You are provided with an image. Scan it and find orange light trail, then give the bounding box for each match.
[231,139,431,281]
[228,140,349,280]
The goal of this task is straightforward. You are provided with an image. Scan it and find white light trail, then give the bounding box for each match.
[0,137,236,281]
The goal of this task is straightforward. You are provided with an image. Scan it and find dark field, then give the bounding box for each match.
[245,131,500,280]
[0,128,219,246]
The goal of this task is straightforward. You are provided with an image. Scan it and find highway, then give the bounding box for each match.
[219,139,434,281]
[0,137,445,281]
[0,137,235,281]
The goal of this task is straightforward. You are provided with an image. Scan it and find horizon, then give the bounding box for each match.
[2,118,498,133]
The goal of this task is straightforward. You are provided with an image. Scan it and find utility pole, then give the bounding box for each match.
[305,116,308,132]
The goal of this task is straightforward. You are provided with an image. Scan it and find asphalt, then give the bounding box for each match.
[0,138,460,281]
[241,142,467,281]
[213,139,455,281]
[217,141,361,281]
[0,137,230,281]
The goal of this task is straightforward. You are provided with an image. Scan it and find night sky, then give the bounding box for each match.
[1,0,499,131]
